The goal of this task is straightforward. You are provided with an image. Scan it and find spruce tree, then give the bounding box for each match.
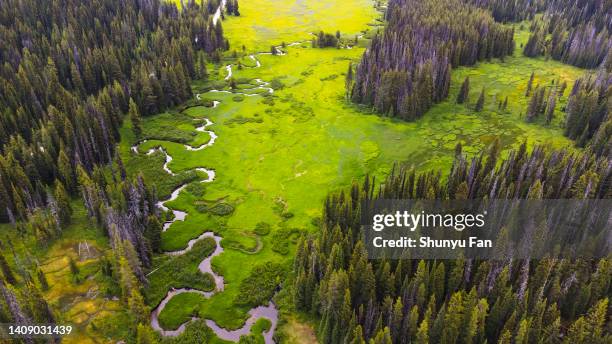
[129,98,142,138]
[69,257,81,284]
[345,62,354,100]
[526,72,535,96]
[54,181,72,226]
[145,215,162,253]
[128,289,149,325]
[136,324,159,344]
[457,77,470,104]
[475,87,486,111]
[416,318,429,344]
[234,0,240,16]
[37,269,49,291]
[0,253,16,285]
[545,90,557,124]
[57,148,75,194]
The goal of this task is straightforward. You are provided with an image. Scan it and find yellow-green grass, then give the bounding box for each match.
[282,316,318,344]
[0,202,127,343]
[126,45,583,332]
[114,3,587,337]
[220,0,379,52]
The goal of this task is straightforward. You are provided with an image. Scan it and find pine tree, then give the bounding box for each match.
[407,305,420,339]
[69,257,81,284]
[457,77,470,104]
[37,269,49,291]
[526,87,541,122]
[234,0,240,16]
[54,182,72,226]
[416,318,429,344]
[475,87,485,111]
[559,81,567,97]
[197,52,208,80]
[564,317,588,343]
[10,186,26,220]
[498,330,512,344]
[583,298,609,343]
[432,262,446,303]
[526,72,535,96]
[346,62,354,100]
[371,327,393,344]
[349,325,366,344]
[523,27,545,57]
[57,148,75,194]
[441,292,464,344]
[515,318,530,344]
[145,215,162,253]
[128,289,149,325]
[70,63,85,97]
[0,253,16,285]
[27,283,55,323]
[129,98,142,138]
[390,298,403,338]
[136,323,159,344]
[545,90,556,124]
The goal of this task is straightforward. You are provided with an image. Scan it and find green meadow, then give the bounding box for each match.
[0,1,592,343]
[114,0,586,340]
[195,0,380,51]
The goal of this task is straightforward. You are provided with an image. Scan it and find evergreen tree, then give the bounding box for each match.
[525,72,535,97]
[36,269,49,291]
[475,87,486,111]
[234,0,240,15]
[145,215,162,253]
[57,148,75,194]
[0,253,16,285]
[129,98,142,138]
[136,324,159,344]
[441,292,464,344]
[457,77,470,104]
[293,144,611,344]
[68,257,81,284]
[197,52,208,80]
[351,0,514,120]
[346,62,354,100]
[128,289,149,326]
[416,318,429,344]
[545,90,556,124]
[54,182,72,226]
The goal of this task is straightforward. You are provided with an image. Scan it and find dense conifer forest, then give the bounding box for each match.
[0,0,225,340]
[349,0,610,156]
[523,0,611,69]
[564,71,611,155]
[469,0,544,22]
[294,144,611,344]
[349,0,515,120]
[522,69,611,156]
[303,1,612,342]
[0,0,226,223]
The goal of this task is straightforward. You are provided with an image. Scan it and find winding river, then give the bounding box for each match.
[130,3,307,341]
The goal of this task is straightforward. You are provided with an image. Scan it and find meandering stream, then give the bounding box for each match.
[130,4,308,340]
[135,87,279,340]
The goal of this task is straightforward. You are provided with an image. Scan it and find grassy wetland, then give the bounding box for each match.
[0,0,595,343]
[115,1,586,342]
